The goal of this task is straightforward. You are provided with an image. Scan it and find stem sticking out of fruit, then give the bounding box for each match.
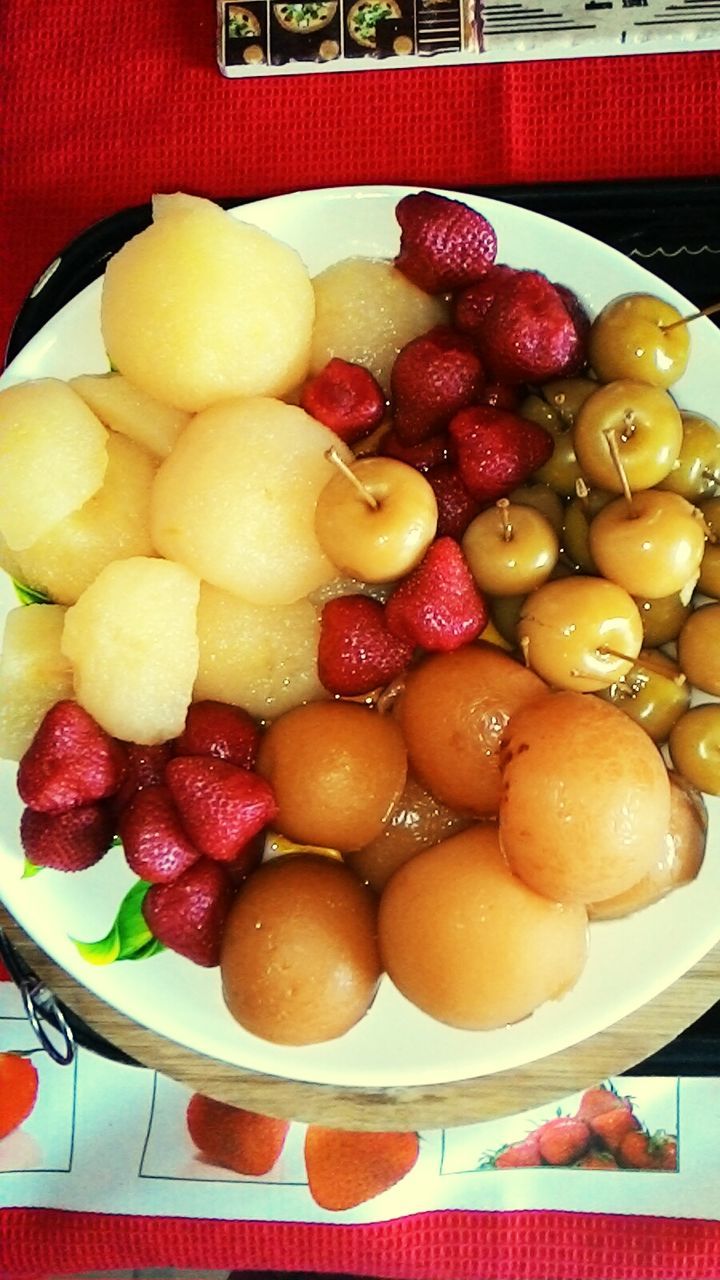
[661,300,720,332]
[497,498,513,543]
[325,448,379,510]
[519,635,531,668]
[603,429,633,508]
[575,477,590,508]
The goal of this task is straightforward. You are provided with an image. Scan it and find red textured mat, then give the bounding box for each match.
[3,1208,720,1280]
[2,1,720,357]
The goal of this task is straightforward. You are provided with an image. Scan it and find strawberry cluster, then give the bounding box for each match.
[316,190,589,698]
[18,699,278,967]
[486,1083,677,1171]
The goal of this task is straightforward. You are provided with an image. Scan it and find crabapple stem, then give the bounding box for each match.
[661,300,720,332]
[325,447,379,510]
[575,477,591,508]
[519,635,531,668]
[596,646,687,684]
[375,674,407,715]
[603,429,634,508]
[497,498,513,542]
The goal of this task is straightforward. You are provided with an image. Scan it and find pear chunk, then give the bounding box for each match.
[100,193,315,412]
[151,397,348,605]
[70,372,190,458]
[15,433,157,605]
[0,604,74,760]
[310,257,447,392]
[62,557,200,744]
[0,379,108,550]
[195,582,325,719]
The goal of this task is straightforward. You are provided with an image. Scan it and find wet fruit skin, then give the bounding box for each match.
[395,644,546,817]
[596,648,691,744]
[521,377,596,496]
[378,824,588,1031]
[697,496,720,597]
[257,700,407,851]
[462,502,559,596]
[634,591,693,647]
[499,690,672,904]
[345,772,470,891]
[518,575,643,693]
[220,854,381,1045]
[561,489,614,575]
[657,412,720,501]
[677,602,720,696]
[589,490,705,600]
[669,704,720,796]
[588,770,707,920]
[588,293,690,389]
[574,380,683,493]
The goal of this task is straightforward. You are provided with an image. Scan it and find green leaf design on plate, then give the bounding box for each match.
[13,580,52,606]
[71,878,165,965]
[22,857,43,879]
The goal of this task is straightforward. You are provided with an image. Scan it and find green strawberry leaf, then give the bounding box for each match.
[13,580,52,606]
[21,857,43,879]
[71,879,165,965]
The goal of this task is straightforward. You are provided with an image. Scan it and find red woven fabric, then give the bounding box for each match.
[2,0,720,357]
[3,5,720,1276]
[3,1208,720,1280]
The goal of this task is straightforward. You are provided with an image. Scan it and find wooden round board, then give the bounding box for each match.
[3,904,719,1131]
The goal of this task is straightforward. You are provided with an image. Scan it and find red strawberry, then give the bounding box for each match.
[142,857,234,967]
[453,265,520,338]
[617,1129,677,1172]
[395,191,497,294]
[166,757,278,862]
[449,406,553,502]
[576,1084,627,1122]
[20,804,115,872]
[18,700,127,813]
[537,1116,592,1167]
[112,741,173,815]
[493,1134,542,1168]
[471,269,587,384]
[300,358,385,444]
[425,463,481,539]
[187,1094,289,1175]
[380,429,450,472]
[385,537,487,652]
[318,595,414,696]
[555,282,591,347]
[119,784,200,884]
[391,326,484,445]
[590,1104,641,1155]
[174,701,261,771]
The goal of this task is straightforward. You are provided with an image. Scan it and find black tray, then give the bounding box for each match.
[4,178,720,1078]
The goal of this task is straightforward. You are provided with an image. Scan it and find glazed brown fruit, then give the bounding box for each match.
[345,773,470,892]
[378,824,588,1031]
[499,690,671,903]
[221,855,380,1045]
[396,644,546,816]
[257,701,407,851]
[574,380,682,493]
[518,575,642,692]
[588,771,706,920]
[521,377,596,496]
[697,496,720,598]
[677,602,720,696]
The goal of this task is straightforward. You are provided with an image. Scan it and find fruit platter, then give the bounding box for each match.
[1,184,720,1091]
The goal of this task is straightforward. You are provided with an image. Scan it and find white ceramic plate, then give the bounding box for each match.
[1,184,719,1089]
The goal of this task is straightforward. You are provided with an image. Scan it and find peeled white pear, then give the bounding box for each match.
[100,193,315,412]
[151,396,349,606]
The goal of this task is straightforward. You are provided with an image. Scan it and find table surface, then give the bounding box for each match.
[4,904,720,1130]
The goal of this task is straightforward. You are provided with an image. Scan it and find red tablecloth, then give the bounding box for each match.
[3,3,720,1275]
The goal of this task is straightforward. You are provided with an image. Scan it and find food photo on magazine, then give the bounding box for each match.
[2,184,720,1273]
